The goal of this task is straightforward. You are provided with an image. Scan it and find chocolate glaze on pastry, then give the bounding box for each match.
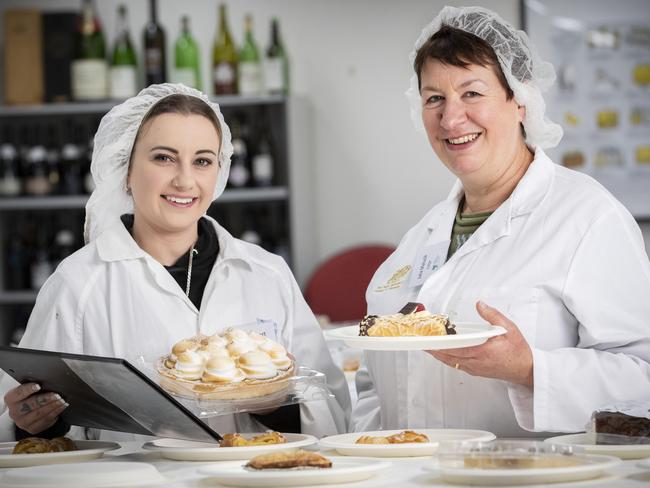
[358,315,377,336]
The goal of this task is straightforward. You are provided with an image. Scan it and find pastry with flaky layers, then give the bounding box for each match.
[356,430,430,444]
[157,329,295,400]
[359,302,456,337]
[245,450,332,470]
[220,431,287,447]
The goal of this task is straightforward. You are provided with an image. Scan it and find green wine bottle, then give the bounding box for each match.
[212,4,238,95]
[71,0,108,100]
[173,16,201,90]
[264,18,289,94]
[238,14,262,96]
[109,4,138,99]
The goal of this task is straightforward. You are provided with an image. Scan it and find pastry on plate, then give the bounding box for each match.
[359,302,456,337]
[12,436,76,454]
[245,449,332,470]
[386,430,429,444]
[355,430,429,444]
[219,431,287,447]
[157,329,295,400]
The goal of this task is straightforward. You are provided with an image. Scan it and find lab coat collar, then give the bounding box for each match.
[95,215,254,272]
[423,147,554,252]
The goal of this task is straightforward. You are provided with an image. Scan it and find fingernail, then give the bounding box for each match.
[53,394,62,401]
[31,384,41,392]
[63,402,69,408]
[477,300,487,309]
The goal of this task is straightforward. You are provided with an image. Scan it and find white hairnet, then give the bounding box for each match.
[84,83,233,243]
[405,5,563,149]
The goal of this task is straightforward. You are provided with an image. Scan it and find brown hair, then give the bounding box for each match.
[414,24,514,100]
[130,94,223,164]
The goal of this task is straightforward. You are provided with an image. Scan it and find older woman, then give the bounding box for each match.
[1,83,350,441]
[352,6,650,437]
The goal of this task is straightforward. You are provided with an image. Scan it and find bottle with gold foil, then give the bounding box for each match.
[212,4,238,95]
[238,14,262,96]
[71,0,108,100]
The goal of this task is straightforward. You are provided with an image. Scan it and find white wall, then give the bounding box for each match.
[2,0,649,285]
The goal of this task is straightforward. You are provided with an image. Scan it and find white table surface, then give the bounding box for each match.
[8,441,644,488]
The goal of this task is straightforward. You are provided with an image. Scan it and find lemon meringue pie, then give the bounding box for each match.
[158,329,295,400]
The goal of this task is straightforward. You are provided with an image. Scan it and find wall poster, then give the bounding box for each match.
[523,0,650,219]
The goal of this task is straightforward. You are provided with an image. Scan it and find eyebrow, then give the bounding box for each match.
[421,78,489,92]
[151,146,217,156]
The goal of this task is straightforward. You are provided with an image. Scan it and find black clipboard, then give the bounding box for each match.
[0,346,222,442]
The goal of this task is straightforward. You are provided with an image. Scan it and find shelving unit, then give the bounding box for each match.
[0,95,298,345]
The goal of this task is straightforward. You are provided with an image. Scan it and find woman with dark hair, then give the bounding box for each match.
[352,6,650,436]
[1,84,350,441]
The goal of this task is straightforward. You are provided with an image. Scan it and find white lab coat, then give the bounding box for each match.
[0,216,350,441]
[351,148,650,437]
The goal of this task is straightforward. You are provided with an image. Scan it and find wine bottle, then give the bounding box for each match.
[0,143,21,197]
[227,120,250,188]
[109,4,138,99]
[238,14,262,96]
[173,16,201,89]
[71,0,108,101]
[264,18,289,94]
[24,145,51,196]
[252,136,274,187]
[143,0,166,85]
[212,4,238,95]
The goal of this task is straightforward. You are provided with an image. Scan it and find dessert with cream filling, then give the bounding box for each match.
[359,302,455,337]
[157,329,295,400]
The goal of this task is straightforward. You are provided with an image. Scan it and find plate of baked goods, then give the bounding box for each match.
[424,440,622,486]
[156,329,296,401]
[198,450,391,487]
[544,433,650,459]
[325,303,505,351]
[143,431,318,461]
[320,429,495,457]
[0,437,120,468]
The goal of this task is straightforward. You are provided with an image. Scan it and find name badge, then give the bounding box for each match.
[407,240,450,288]
[235,319,279,341]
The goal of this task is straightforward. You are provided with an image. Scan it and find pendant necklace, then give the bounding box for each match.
[185,245,199,297]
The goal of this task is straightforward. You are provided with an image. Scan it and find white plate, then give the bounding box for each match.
[0,461,168,487]
[637,458,650,468]
[198,458,391,487]
[424,453,621,486]
[320,429,496,457]
[545,432,650,460]
[325,322,506,351]
[0,440,120,468]
[142,433,318,461]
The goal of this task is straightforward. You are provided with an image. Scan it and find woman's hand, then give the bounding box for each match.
[428,301,534,387]
[4,383,68,434]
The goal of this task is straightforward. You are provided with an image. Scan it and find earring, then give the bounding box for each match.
[125,184,132,195]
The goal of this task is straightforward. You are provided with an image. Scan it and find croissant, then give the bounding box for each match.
[12,436,76,454]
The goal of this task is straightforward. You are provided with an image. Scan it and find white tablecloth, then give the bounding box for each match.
[55,441,650,487]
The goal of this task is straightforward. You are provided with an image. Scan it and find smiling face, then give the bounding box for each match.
[419,59,527,184]
[127,112,221,240]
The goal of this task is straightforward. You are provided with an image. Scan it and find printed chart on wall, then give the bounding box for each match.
[523,0,650,219]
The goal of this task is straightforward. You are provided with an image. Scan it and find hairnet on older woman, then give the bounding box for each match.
[405,5,563,149]
[84,83,234,243]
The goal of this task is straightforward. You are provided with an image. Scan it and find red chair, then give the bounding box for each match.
[304,244,395,323]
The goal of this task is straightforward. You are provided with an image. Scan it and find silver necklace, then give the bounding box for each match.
[185,246,199,297]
